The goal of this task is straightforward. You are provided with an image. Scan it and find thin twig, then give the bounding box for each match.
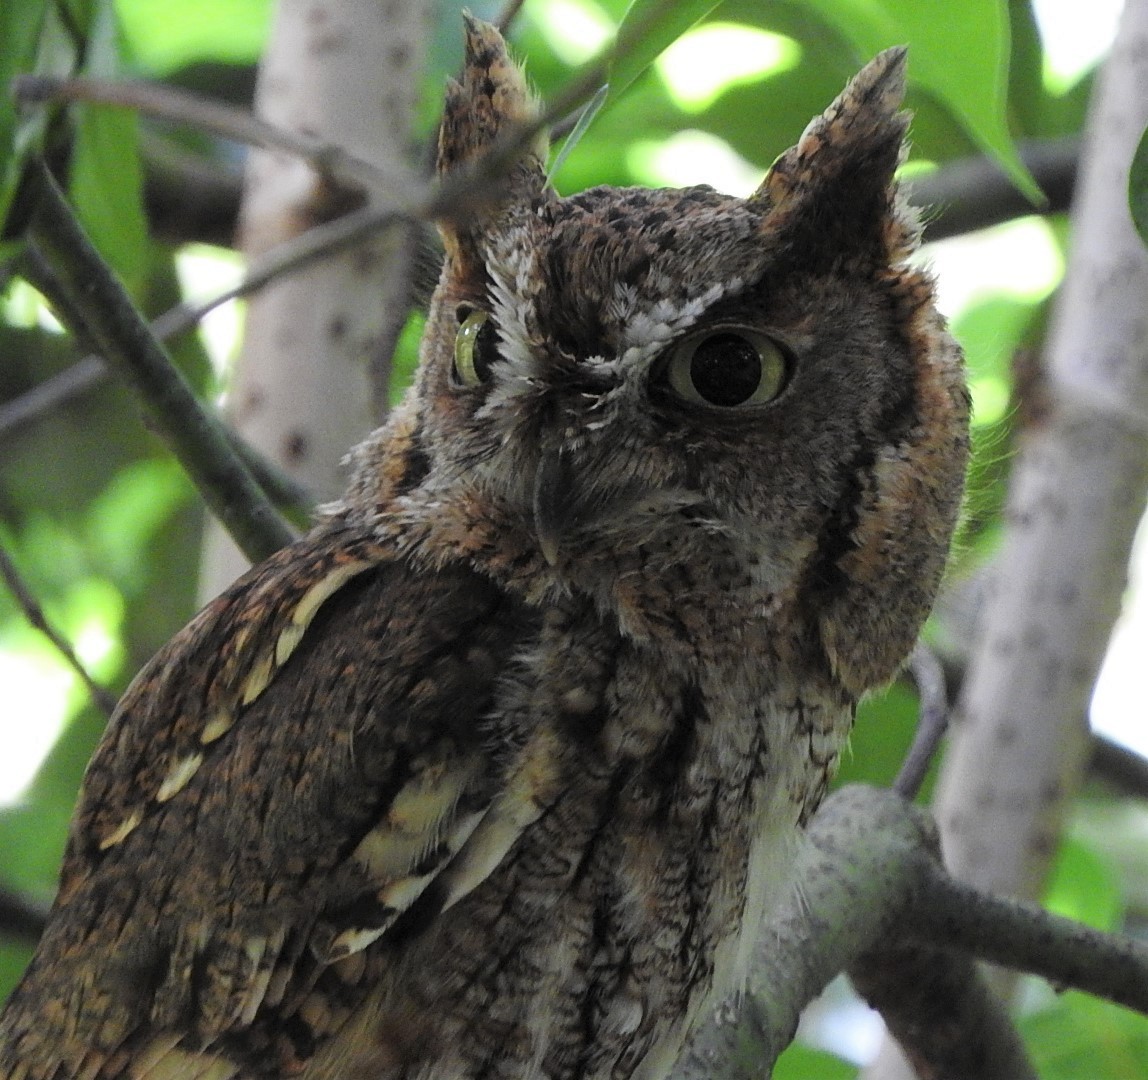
[893,640,950,799]
[495,0,527,33]
[12,74,411,199]
[0,543,118,716]
[23,162,296,562]
[0,353,106,435]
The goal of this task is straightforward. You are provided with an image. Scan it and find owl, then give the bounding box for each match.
[0,17,968,1080]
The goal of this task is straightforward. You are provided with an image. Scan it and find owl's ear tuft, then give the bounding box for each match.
[437,16,548,273]
[438,15,547,189]
[753,48,916,264]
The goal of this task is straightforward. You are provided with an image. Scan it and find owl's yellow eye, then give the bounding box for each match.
[664,328,789,408]
[452,310,499,387]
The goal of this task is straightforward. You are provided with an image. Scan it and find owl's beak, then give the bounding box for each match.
[532,450,570,566]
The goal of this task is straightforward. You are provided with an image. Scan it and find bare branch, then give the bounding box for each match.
[12,74,411,199]
[495,0,528,33]
[893,641,949,800]
[22,162,297,562]
[0,543,117,717]
[677,784,1148,1077]
[912,138,1077,242]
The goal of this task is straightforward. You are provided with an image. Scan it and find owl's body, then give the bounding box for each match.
[0,19,969,1080]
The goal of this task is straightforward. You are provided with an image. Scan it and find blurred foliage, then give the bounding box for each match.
[0,0,1144,1075]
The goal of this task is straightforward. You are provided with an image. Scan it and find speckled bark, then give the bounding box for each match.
[200,0,432,597]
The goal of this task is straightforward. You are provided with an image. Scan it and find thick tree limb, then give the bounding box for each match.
[930,0,1148,918]
[911,138,1077,242]
[674,785,1148,1078]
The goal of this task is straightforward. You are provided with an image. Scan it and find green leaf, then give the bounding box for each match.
[773,1042,857,1079]
[836,682,925,793]
[114,0,271,73]
[607,0,724,105]
[1129,125,1148,249]
[1023,995,1148,1080]
[549,84,608,183]
[1044,836,1122,932]
[787,0,1040,201]
[69,0,147,295]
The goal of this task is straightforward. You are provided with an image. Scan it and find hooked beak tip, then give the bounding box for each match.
[539,534,560,567]
[533,450,568,567]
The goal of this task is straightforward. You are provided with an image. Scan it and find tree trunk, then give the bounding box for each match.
[199,0,432,597]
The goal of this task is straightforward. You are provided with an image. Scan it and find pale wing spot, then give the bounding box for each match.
[98,809,142,850]
[326,925,388,960]
[132,1035,184,1080]
[352,764,477,880]
[439,733,562,912]
[236,927,286,1026]
[387,763,472,833]
[155,753,204,802]
[136,1048,236,1080]
[200,711,233,745]
[239,652,274,706]
[352,828,429,881]
[377,870,438,912]
[276,560,375,668]
[196,1060,240,1080]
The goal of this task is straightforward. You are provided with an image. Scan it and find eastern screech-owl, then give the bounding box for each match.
[0,17,969,1080]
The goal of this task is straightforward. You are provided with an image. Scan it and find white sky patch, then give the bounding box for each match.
[1032,0,1122,93]
[1092,516,1148,758]
[627,130,763,196]
[527,0,613,66]
[656,24,800,112]
[921,216,1064,320]
[174,244,245,384]
[0,583,125,807]
[0,647,73,806]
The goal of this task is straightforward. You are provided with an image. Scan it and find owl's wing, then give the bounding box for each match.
[0,519,532,1080]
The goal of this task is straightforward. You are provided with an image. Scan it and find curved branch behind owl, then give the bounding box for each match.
[0,17,969,1080]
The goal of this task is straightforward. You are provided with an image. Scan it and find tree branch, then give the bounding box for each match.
[912,138,1077,242]
[851,939,1037,1080]
[675,784,1148,1078]
[12,74,411,200]
[22,162,297,562]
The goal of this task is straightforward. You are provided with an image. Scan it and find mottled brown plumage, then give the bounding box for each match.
[0,17,969,1080]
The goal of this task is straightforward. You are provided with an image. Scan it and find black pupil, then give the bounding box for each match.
[471,318,500,382]
[690,334,762,406]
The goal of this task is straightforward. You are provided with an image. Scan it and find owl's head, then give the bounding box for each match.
[355,18,968,693]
